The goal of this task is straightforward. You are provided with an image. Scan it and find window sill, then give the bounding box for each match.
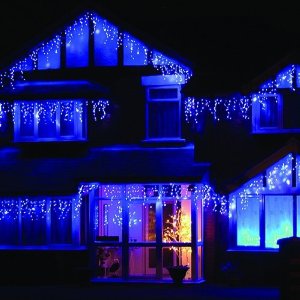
[227,248,278,253]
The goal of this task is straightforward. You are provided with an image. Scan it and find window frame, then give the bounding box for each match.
[90,183,203,281]
[229,193,299,251]
[142,75,184,142]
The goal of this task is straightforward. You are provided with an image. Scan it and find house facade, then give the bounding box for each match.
[0,5,219,284]
[1,4,299,286]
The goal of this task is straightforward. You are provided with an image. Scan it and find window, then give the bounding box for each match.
[92,183,203,281]
[229,153,299,250]
[232,194,295,249]
[252,94,282,133]
[252,66,300,134]
[142,75,185,142]
[0,196,81,247]
[14,100,86,142]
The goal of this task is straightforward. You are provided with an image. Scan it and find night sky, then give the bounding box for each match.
[0,1,299,95]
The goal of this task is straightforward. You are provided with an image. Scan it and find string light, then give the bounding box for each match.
[83,183,229,229]
[229,153,299,216]
[0,99,109,128]
[0,197,81,221]
[185,64,298,124]
[0,11,192,89]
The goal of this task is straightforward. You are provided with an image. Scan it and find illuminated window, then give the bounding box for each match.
[93,183,203,281]
[14,100,86,142]
[236,196,260,247]
[230,154,300,250]
[0,197,80,247]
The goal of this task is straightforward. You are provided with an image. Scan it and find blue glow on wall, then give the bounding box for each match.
[66,17,89,68]
[94,15,118,66]
[123,33,147,66]
[275,66,293,89]
[38,36,61,70]
[266,154,292,191]
[19,57,34,71]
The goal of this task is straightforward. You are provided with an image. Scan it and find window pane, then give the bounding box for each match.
[51,199,72,244]
[265,195,293,248]
[237,196,260,246]
[129,200,156,242]
[162,246,192,280]
[260,96,278,127]
[96,199,122,242]
[60,102,75,137]
[129,246,156,277]
[197,246,203,280]
[21,199,47,245]
[19,103,34,137]
[38,103,57,138]
[163,199,191,244]
[283,93,300,128]
[0,199,19,245]
[197,197,203,242]
[297,196,300,237]
[148,102,179,138]
[96,246,122,278]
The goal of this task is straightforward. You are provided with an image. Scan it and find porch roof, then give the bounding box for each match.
[0,143,210,196]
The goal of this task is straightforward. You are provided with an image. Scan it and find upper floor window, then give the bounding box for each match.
[14,100,86,142]
[141,75,185,143]
[252,92,300,133]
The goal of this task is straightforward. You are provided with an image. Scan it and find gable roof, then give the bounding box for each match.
[0,2,193,90]
[241,49,300,94]
[226,138,300,193]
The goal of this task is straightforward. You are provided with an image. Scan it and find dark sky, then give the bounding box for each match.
[0,1,298,95]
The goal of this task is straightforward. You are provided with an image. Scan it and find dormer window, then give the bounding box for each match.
[252,94,281,132]
[141,75,186,144]
[252,65,300,134]
[14,100,86,142]
[252,92,300,133]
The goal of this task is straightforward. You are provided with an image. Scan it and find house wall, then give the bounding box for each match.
[0,249,89,284]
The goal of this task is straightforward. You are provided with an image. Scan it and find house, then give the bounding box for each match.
[0,3,217,284]
[1,2,299,287]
